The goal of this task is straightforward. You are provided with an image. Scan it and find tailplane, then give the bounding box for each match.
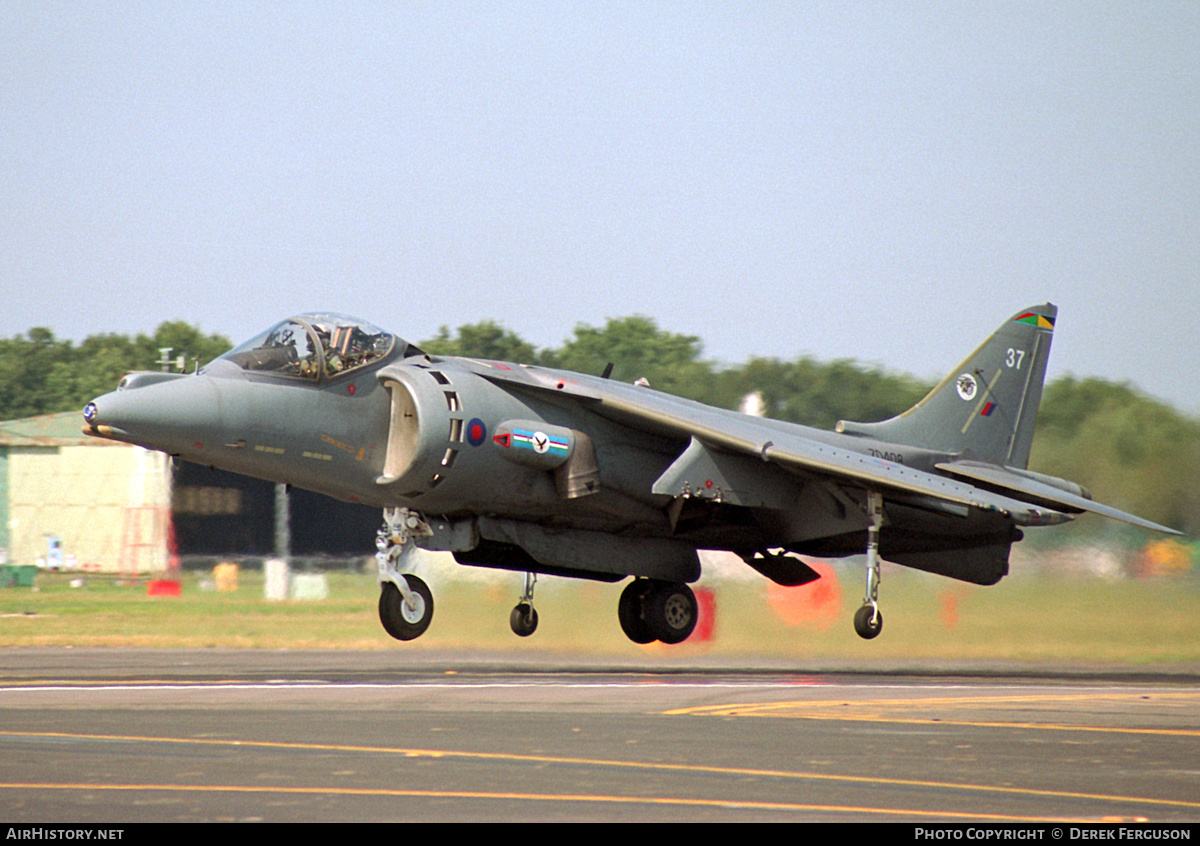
[836,304,1056,469]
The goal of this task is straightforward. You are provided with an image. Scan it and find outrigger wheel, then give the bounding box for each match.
[854,490,885,641]
[510,602,538,637]
[853,604,882,639]
[378,575,434,641]
[509,572,539,637]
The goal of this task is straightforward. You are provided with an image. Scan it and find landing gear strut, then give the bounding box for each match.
[376,507,435,641]
[854,491,884,640]
[510,572,539,637]
[618,579,698,645]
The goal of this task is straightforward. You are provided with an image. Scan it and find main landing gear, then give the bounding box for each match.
[508,575,699,644]
[618,578,699,645]
[373,507,699,646]
[853,491,885,640]
[376,507,435,641]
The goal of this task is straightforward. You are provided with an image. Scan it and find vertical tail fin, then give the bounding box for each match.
[835,304,1056,469]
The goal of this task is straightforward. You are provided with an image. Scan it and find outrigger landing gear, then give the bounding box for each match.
[854,491,884,640]
[376,507,435,641]
[510,572,539,637]
[618,578,698,645]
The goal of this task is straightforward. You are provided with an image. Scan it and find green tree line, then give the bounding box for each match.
[0,323,233,421]
[424,317,1200,536]
[4,317,1196,534]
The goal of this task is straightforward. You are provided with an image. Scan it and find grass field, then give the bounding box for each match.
[2,563,1198,666]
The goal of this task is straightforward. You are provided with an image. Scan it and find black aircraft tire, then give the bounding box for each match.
[378,584,403,640]
[617,579,656,644]
[853,604,882,640]
[510,602,538,637]
[378,577,434,641]
[646,582,698,645]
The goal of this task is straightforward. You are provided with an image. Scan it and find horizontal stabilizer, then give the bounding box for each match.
[937,460,1180,535]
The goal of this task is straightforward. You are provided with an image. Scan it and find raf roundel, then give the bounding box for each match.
[466,418,487,447]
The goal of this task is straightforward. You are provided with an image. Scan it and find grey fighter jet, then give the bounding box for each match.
[82,305,1178,644]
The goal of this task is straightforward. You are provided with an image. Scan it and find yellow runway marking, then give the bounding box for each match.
[1,729,1197,815]
[666,690,1200,738]
[0,781,1083,821]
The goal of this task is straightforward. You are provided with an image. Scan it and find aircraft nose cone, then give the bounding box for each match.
[82,390,146,442]
[82,374,227,455]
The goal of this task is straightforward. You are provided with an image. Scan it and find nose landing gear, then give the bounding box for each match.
[376,507,435,641]
[379,576,434,641]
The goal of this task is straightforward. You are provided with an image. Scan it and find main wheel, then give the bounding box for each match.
[645,582,698,645]
[853,604,882,640]
[618,579,656,644]
[510,602,538,637]
[378,576,434,641]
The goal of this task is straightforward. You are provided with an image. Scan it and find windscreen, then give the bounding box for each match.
[214,314,396,380]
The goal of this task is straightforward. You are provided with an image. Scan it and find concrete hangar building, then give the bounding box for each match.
[0,411,379,573]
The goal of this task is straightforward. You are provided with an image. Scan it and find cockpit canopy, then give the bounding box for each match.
[213,313,398,381]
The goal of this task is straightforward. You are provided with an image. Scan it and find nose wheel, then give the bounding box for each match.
[378,575,434,641]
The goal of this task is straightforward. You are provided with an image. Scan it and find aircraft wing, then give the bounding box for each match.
[465,362,1106,530]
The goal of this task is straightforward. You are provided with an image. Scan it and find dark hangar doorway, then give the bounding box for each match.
[170,460,380,563]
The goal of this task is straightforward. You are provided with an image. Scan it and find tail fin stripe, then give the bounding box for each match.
[960,368,1004,435]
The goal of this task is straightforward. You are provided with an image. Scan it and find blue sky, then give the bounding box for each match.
[3,2,1197,412]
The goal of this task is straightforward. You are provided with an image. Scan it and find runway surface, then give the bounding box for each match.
[0,649,1197,823]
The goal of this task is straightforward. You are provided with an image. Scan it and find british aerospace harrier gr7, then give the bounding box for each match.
[82,304,1178,644]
